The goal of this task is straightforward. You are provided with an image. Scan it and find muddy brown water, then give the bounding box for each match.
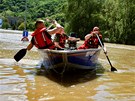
[0,30,135,101]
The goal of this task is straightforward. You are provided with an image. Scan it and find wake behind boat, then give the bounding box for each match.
[38,48,101,71]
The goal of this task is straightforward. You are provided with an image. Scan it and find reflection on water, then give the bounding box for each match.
[39,68,103,87]
[0,31,135,101]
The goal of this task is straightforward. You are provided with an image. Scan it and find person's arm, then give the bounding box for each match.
[54,42,63,49]
[26,37,34,51]
[68,37,80,41]
[47,27,63,35]
[27,42,33,51]
[85,34,92,41]
[47,20,64,35]
[53,20,62,28]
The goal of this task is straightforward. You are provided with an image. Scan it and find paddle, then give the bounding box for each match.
[14,48,27,62]
[96,34,117,72]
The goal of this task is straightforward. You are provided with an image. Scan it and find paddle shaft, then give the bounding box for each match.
[47,24,54,30]
[96,34,115,69]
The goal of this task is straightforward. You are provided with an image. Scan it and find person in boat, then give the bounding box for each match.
[26,19,63,51]
[78,26,106,52]
[53,22,80,50]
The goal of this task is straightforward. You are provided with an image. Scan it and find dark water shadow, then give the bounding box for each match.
[36,64,105,87]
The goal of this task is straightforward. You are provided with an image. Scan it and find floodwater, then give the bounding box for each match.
[0,29,135,101]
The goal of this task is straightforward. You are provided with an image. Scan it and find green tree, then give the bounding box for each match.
[0,0,66,30]
[65,0,102,39]
[101,0,135,44]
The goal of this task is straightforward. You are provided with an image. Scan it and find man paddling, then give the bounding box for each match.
[78,26,106,52]
[27,19,63,50]
[14,19,63,62]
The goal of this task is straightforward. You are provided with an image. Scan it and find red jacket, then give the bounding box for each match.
[54,34,68,48]
[85,31,102,48]
[31,27,55,49]
[58,34,68,48]
[78,31,102,49]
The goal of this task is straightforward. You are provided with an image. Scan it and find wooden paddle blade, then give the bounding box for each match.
[111,66,117,72]
[14,49,27,62]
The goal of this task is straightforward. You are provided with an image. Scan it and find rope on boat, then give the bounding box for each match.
[47,50,66,75]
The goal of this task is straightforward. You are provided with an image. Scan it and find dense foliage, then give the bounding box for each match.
[65,0,135,45]
[0,0,135,45]
[0,0,66,30]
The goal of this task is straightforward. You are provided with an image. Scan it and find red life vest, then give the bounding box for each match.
[59,34,68,48]
[31,27,55,49]
[55,34,67,48]
[84,31,102,48]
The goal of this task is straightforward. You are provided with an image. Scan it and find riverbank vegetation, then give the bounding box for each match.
[0,0,135,45]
